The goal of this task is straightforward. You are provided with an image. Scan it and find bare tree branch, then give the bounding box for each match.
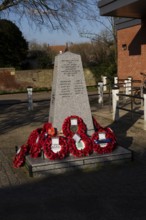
[0,0,98,31]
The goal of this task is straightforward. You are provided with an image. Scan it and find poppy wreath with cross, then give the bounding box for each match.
[68,133,93,157]
[62,115,87,138]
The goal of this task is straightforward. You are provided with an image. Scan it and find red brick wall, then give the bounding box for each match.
[0,68,96,92]
[117,23,146,81]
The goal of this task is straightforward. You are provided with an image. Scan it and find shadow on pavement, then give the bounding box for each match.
[0,96,146,219]
[0,102,49,134]
[108,111,142,149]
[0,159,146,220]
[0,99,22,105]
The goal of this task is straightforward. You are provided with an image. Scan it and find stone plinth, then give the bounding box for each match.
[49,51,94,135]
[26,146,132,177]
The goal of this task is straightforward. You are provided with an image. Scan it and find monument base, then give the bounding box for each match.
[25,146,132,177]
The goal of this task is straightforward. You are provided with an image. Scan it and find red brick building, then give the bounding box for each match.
[98,0,146,81]
[49,45,66,54]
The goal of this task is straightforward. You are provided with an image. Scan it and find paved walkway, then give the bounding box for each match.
[0,92,146,219]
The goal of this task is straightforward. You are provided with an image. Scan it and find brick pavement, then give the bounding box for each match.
[0,92,146,219]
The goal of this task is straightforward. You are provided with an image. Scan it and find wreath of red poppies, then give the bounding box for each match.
[68,133,93,157]
[43,136,69,160]
[13,116,118,168]
[91,127,117,154]
[41,122,56,138]
[13,144,28,168]
[62,115,87,138]
[27,128,42,158]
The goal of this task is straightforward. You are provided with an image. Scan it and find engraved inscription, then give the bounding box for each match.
[59,80,71,98]
[60,59,81,76]
[74,80,84,95]
[58,56,85,98]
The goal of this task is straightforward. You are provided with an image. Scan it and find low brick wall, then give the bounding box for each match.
[15,69,53,90]
[0,68,96,92]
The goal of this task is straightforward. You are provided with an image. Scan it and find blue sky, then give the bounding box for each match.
[20,24,91,45]
[10,13,105,46]
[7,5,106,46]
[0,0,109,46]
[2,1,106,46]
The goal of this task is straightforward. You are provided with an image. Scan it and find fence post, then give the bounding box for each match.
[27,86,33,110]
[112,87,119,121]
[127,77,132,95]
[124,79,129,96]
[102,76,107,92]
[144,93,146,130]
[114,77,118,87]
[98,81,104,105]
[140,87,144,107]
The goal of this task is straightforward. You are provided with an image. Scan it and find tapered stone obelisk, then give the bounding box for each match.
[49,51,94,135]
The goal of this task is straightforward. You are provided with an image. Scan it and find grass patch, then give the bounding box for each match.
[0,86,97,95]
[0,87,50,95]
[87,86,97,92]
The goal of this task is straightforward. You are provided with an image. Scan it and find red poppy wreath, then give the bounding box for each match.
[43,136,69,160]
[13,144,29,168]
[91,127,117,154]
[62,115,87,138]
[68,133,93,157]
[27,128,43,158]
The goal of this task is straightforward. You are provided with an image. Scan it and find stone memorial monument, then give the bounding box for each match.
[49,51,94,135]
[23,53,132,177]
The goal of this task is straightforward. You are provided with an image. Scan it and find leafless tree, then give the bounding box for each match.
[80,15,117,64]
[80,17,116,44]
[29,40,49,50]
[0,0,98,31]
